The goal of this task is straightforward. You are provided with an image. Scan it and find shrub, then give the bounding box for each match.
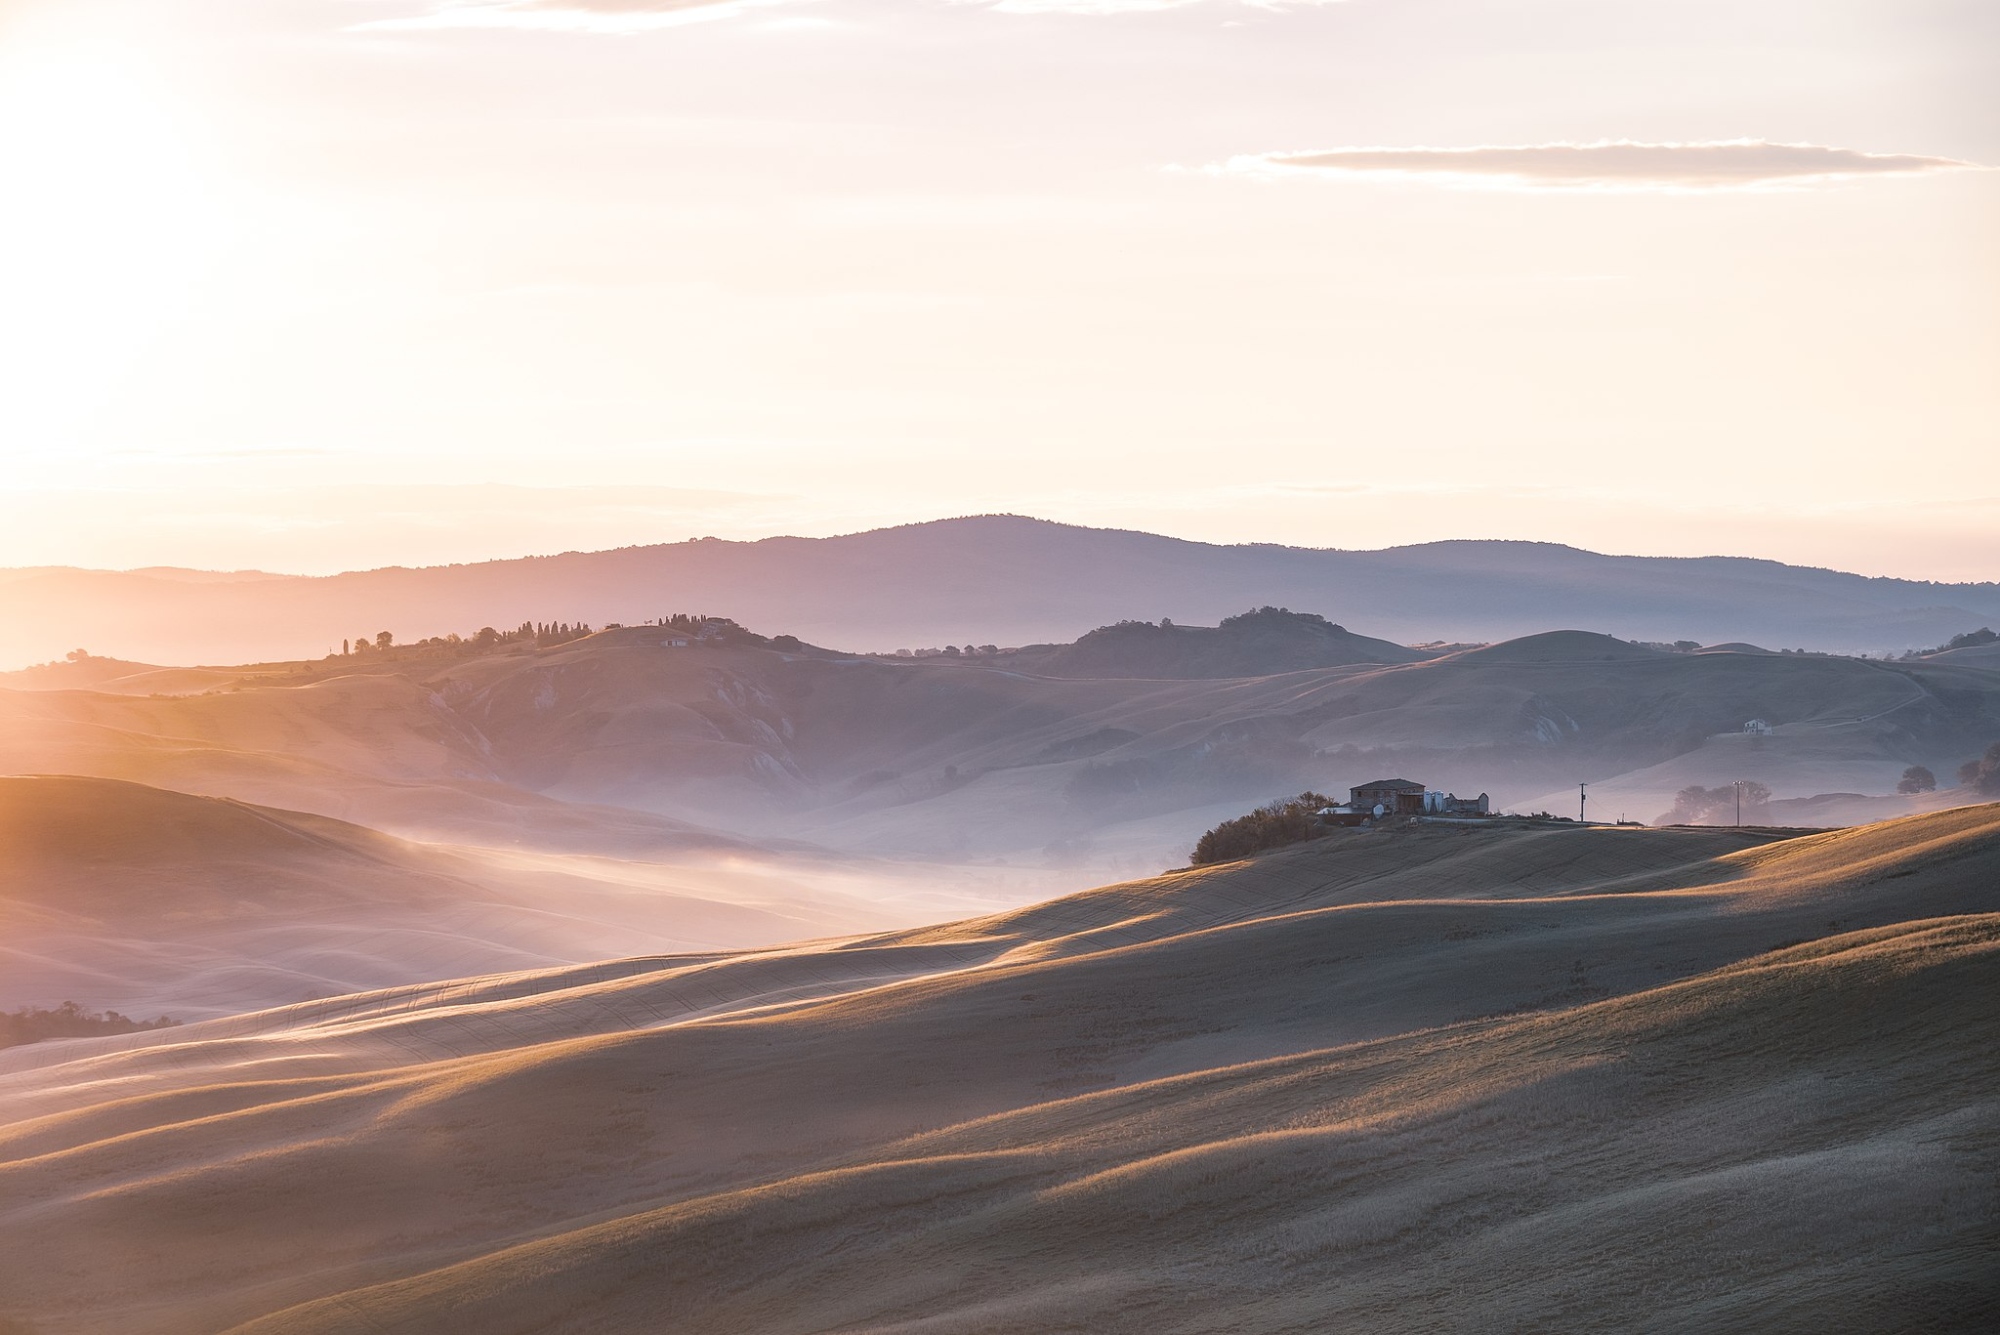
[1191,792,1337,866]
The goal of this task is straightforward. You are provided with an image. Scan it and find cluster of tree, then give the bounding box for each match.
[0,1002,180,1051]
[319,614,801,669]
[1959,743,2000,796]
[1634,640,1704,653]
[1895,750,2000,796]
[335,621,598,661]
[530,622,594,647]
[891,644,1001,658]
[1216,607,1355,634]
[1902,627,1997,660]
[1657,781,1772,826]
[1190,791,1338,866]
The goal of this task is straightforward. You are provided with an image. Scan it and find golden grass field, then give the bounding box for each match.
[3,806,1995,1333]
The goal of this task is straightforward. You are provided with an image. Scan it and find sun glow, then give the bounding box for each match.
[0,29,238,457]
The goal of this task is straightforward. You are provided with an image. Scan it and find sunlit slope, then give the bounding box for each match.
[0,655,242,696]
[240,920,1999,1335]
[1,809,1994,1334]
[0,671,756,853]
[0,777,920,1021]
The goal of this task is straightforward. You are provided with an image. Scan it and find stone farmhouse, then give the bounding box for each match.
[1324,778,1492,822]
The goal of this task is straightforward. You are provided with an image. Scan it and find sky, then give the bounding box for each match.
[0,0,1994,579]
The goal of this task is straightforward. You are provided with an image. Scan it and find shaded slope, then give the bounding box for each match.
[1,808,1995,1334]
[1008,607,1424,678]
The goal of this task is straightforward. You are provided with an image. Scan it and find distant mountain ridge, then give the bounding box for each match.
[1,515,1995,668]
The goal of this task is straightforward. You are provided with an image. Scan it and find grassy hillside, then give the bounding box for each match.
[1,809,1995,1333]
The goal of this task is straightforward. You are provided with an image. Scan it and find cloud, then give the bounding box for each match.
[357,0,795,33]
[1225,140,1982,191]
[985,0,1198,12]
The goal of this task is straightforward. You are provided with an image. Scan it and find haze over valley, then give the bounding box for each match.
[3,0,1994,1324]
[4,569,1999,1027]
[7,542,1998,1334]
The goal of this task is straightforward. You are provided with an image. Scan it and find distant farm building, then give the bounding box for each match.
[1351,778,1426,815]
[1337,779,1492,819]
[1743,719,1773,736]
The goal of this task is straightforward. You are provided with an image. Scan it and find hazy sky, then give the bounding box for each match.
[1,0,1994,577]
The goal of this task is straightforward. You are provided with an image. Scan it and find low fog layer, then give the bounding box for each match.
[0,776,1040,1022]
[4,614,1995,881]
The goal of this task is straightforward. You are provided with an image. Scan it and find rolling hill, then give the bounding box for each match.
[1004,607,1426,678]
[2,807,1994,1333]
[2,515,1996,668]
[0,776,971,1022]
[4,624,1998,876]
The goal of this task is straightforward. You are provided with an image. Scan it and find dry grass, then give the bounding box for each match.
[1,809,1996,1333]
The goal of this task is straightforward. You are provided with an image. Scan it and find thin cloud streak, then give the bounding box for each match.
[368,0,1248,27]
[1226,140,1982,191]
[359,0,790,33]
[985,0,1199,13]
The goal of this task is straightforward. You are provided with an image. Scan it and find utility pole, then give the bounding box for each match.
[1579,782,1587,825]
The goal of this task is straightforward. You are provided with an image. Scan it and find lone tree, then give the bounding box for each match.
[1896,765,1938,795]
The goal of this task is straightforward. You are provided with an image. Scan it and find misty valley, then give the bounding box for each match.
[1,0,1993,1317]
[3,565,1999,1330]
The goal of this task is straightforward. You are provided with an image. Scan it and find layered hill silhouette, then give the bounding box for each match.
[4,515,1997,668]
[4,621,1995,876]
[2,807,1994,1333]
